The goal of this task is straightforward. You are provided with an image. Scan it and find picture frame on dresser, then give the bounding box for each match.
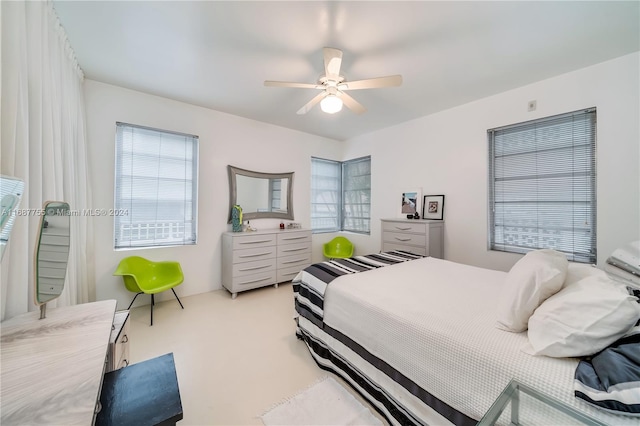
[422,194,445,220]
[399,188,421,218]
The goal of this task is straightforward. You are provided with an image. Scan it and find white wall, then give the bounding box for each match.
[344,52,640,272]
[84,80,342,309]
[87,52,639,308]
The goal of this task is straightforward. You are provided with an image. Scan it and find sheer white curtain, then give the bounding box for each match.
[1,0,94,320]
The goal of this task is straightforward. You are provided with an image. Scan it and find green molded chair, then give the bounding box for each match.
[323,236,354,260]
[114,256,184,326]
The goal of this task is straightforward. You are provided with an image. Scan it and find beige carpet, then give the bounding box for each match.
[261,376,383,426]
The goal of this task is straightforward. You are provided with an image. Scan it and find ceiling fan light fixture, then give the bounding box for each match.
[320,94,343,114]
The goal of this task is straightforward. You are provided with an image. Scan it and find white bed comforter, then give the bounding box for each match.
[321,257,634,424]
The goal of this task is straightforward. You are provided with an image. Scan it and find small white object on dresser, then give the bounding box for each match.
[222,229,312,298]
[107,310,130,372]
[381,218,444,258]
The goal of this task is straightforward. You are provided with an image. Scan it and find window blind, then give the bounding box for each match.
[311,156,371,234]
[488,108,597,263]
[342,156,371,234]
[311,158,341,233]
[114,122,198,249]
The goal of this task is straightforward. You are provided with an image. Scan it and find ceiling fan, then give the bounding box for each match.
[264,47,403,115]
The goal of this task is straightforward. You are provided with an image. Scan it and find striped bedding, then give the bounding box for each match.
[292,250,423,328]
[292,255,639,426]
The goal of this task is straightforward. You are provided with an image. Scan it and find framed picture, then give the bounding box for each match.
[399,189,421,218]
[422,195,445,220]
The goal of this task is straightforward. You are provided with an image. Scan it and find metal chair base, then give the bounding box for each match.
[127,290,184,326]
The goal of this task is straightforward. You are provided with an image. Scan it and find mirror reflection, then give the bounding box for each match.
[228,166,294,222]
[36,201,70,306]
[0,175,25,260]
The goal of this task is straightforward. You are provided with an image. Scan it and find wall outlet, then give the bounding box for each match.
[528,100,537,112]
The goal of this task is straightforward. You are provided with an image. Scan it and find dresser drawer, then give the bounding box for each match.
[232,259,276,277]
[277,253,312,270]
[232,270,277,289]
[278,264,310,283]
[382,242,427,256]
[382,221,426,234]
[277,242,311,257]
[277,231,311,245]
[232,234,276,250]
[383,231,426,247]
[232,246,277,264]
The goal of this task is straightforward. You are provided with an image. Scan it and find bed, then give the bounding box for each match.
[292,251,639,425]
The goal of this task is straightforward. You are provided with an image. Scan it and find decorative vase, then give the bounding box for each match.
[231,205,243,232]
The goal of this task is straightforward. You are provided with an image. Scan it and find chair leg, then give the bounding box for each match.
[171,288,184,309]
[150,294,154,326]
[127,292,143,310]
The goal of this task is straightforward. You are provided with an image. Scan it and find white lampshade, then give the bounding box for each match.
[320,95,343,114]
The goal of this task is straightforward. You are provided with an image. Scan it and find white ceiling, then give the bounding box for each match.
[53,1,639,141]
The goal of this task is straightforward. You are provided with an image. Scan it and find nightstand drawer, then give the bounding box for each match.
[383,231,426,247]
[107,310,130,372]
[382,242,427,256]
[382,221,426,234]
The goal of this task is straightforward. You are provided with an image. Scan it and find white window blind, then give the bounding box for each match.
[311,158,341,232]
[311,156,371,234]
[343,156,371,234]
[488,108,596,263]
[114,122,198,249]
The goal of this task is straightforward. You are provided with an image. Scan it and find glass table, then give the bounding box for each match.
[478,380,607,426]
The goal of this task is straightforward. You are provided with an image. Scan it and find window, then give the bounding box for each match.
[114,122,198,249]
[488,108,596,263]
[311,156,371,234]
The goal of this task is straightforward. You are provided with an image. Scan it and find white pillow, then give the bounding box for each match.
[526,275,640,357]
[496,249,568,332]
[563,262,606,288]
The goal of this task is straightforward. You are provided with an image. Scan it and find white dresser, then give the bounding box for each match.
[381,218,444,258]
[222,229,312,298]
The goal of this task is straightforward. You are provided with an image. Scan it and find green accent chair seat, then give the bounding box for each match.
[114,256,184,326]
[323,236,354,259]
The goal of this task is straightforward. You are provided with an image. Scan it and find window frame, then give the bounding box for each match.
[114,122,199,250]
[487,108,597,263]
[311,156,371,235]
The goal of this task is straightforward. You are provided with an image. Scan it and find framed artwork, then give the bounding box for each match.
[422,195,445,220]
[399,189,421,218]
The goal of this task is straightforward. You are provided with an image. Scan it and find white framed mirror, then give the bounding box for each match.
[228,165,294,222]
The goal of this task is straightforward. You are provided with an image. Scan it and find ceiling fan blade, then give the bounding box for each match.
[297,91,327,115]
[338,92,366,115]
[323,47,343,79]
[264,80,321,89]
[338,75,403,90]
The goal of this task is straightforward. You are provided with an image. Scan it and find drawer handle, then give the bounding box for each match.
[239,239,272,244]
[120,334,128,344]
[394,226,412,231]
[239,265,271,272]
[95,400,102,414]
[282,236,307,240]
[239,252,272,258]
[394,237,412,242]
[240,276,272,285]
[282,247,306,252]
[282,258,307,264]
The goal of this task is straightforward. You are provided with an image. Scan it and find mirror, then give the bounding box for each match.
[1,175,25,260]
[228,165,294,222]
[35,201,71,319]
